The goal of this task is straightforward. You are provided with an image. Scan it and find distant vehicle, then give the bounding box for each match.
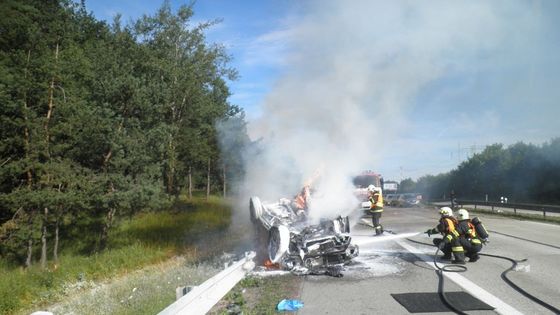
[383,181,399,194]
[353,170,383,211]
[391,193,422,207]
[384,193,397,206]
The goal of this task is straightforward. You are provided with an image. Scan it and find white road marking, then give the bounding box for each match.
[396,240,524,315]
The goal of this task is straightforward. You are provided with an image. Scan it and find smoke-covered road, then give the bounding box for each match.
[297,206,560,314]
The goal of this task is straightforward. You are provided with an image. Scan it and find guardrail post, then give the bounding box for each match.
[159,252,256,315]
[543,208,546,218]
[491,205,494,212]
[474,204,477,210]
[514,207,516,214]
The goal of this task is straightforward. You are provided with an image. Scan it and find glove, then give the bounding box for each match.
[425,229,433,237]
[482,238,489,245]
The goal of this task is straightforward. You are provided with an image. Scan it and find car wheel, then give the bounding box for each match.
[268,225,290,263]
[249,197,263,223]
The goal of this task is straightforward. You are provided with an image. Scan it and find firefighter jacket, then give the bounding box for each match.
[428,216,460,244]
[369,192,384,213]
[428,216,465,260]
[457,220,483,246]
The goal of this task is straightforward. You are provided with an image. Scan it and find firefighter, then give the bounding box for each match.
[368,185,384,235]
[425,207,466,264]
[456,209,483,262]
[450,189,457,209]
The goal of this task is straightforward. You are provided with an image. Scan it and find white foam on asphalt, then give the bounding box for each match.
[344,252,404,279]
[344,234,417,279]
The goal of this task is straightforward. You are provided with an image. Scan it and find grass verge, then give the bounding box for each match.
[1,195,237,315]
[209,274,303,315]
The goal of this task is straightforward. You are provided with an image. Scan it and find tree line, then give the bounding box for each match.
[398,139,560,204]
[0,0,250,268]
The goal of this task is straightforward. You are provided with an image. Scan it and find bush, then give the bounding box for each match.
[1,196,233,314]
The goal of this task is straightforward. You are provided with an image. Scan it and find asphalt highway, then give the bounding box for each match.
[297,206,560,315]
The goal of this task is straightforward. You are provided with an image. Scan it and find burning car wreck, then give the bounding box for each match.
[249,196,359,277]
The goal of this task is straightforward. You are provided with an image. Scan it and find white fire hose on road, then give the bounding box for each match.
[158,251,256,315]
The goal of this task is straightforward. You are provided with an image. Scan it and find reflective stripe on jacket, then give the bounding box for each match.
[369,192,384,212]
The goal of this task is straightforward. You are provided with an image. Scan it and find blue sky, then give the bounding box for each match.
[86,1,560,182]
[86,0,293,120]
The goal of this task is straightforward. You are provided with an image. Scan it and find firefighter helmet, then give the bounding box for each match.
[439,207,453,216]
[457,208,469,220]
[367,185,376,192]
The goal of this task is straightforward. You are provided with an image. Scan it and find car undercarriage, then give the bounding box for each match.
[249,197,359,276]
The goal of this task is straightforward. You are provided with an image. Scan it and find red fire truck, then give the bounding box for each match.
[353,170,383,202]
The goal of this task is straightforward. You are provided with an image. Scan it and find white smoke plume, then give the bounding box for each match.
[234,1,543,220]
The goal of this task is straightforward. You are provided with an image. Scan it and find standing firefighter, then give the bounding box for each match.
[456,208,487,262]
[450,189,457,209]
[368,185,384,236]
[425,207,466,264]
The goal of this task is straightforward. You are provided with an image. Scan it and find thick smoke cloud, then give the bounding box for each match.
[230,0,556,219]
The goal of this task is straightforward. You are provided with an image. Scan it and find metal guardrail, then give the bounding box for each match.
[158,251,256,315]
[454,200,560,217]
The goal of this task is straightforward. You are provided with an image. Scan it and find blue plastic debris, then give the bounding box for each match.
[277,299,304,311]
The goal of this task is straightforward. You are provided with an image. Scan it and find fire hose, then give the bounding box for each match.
[432,245,468,315]
[479,253,560,314]
[410,238,560,315]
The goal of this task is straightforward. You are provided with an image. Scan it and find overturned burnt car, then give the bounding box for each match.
[249,196,359,276]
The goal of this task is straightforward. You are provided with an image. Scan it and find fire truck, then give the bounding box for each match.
[353,170,383,202]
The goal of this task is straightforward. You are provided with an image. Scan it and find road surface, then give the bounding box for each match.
[297,206,560,314]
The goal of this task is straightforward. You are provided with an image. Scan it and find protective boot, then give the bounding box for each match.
[374,225,383,236]
[469,254,480,263]
[451,250,466,264]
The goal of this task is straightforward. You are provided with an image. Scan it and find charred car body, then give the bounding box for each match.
[249,197,359,276]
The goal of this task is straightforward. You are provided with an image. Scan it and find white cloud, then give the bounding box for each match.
[242,28,295,67]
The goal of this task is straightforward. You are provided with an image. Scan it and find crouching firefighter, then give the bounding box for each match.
[456,208,489,262]
[425,207,466,264]
[368,185,384,236]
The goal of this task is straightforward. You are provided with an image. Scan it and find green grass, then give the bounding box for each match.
[209,275,303,315]
[0,195,233,315]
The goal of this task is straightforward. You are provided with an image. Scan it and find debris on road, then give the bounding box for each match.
[277,299,304,311]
